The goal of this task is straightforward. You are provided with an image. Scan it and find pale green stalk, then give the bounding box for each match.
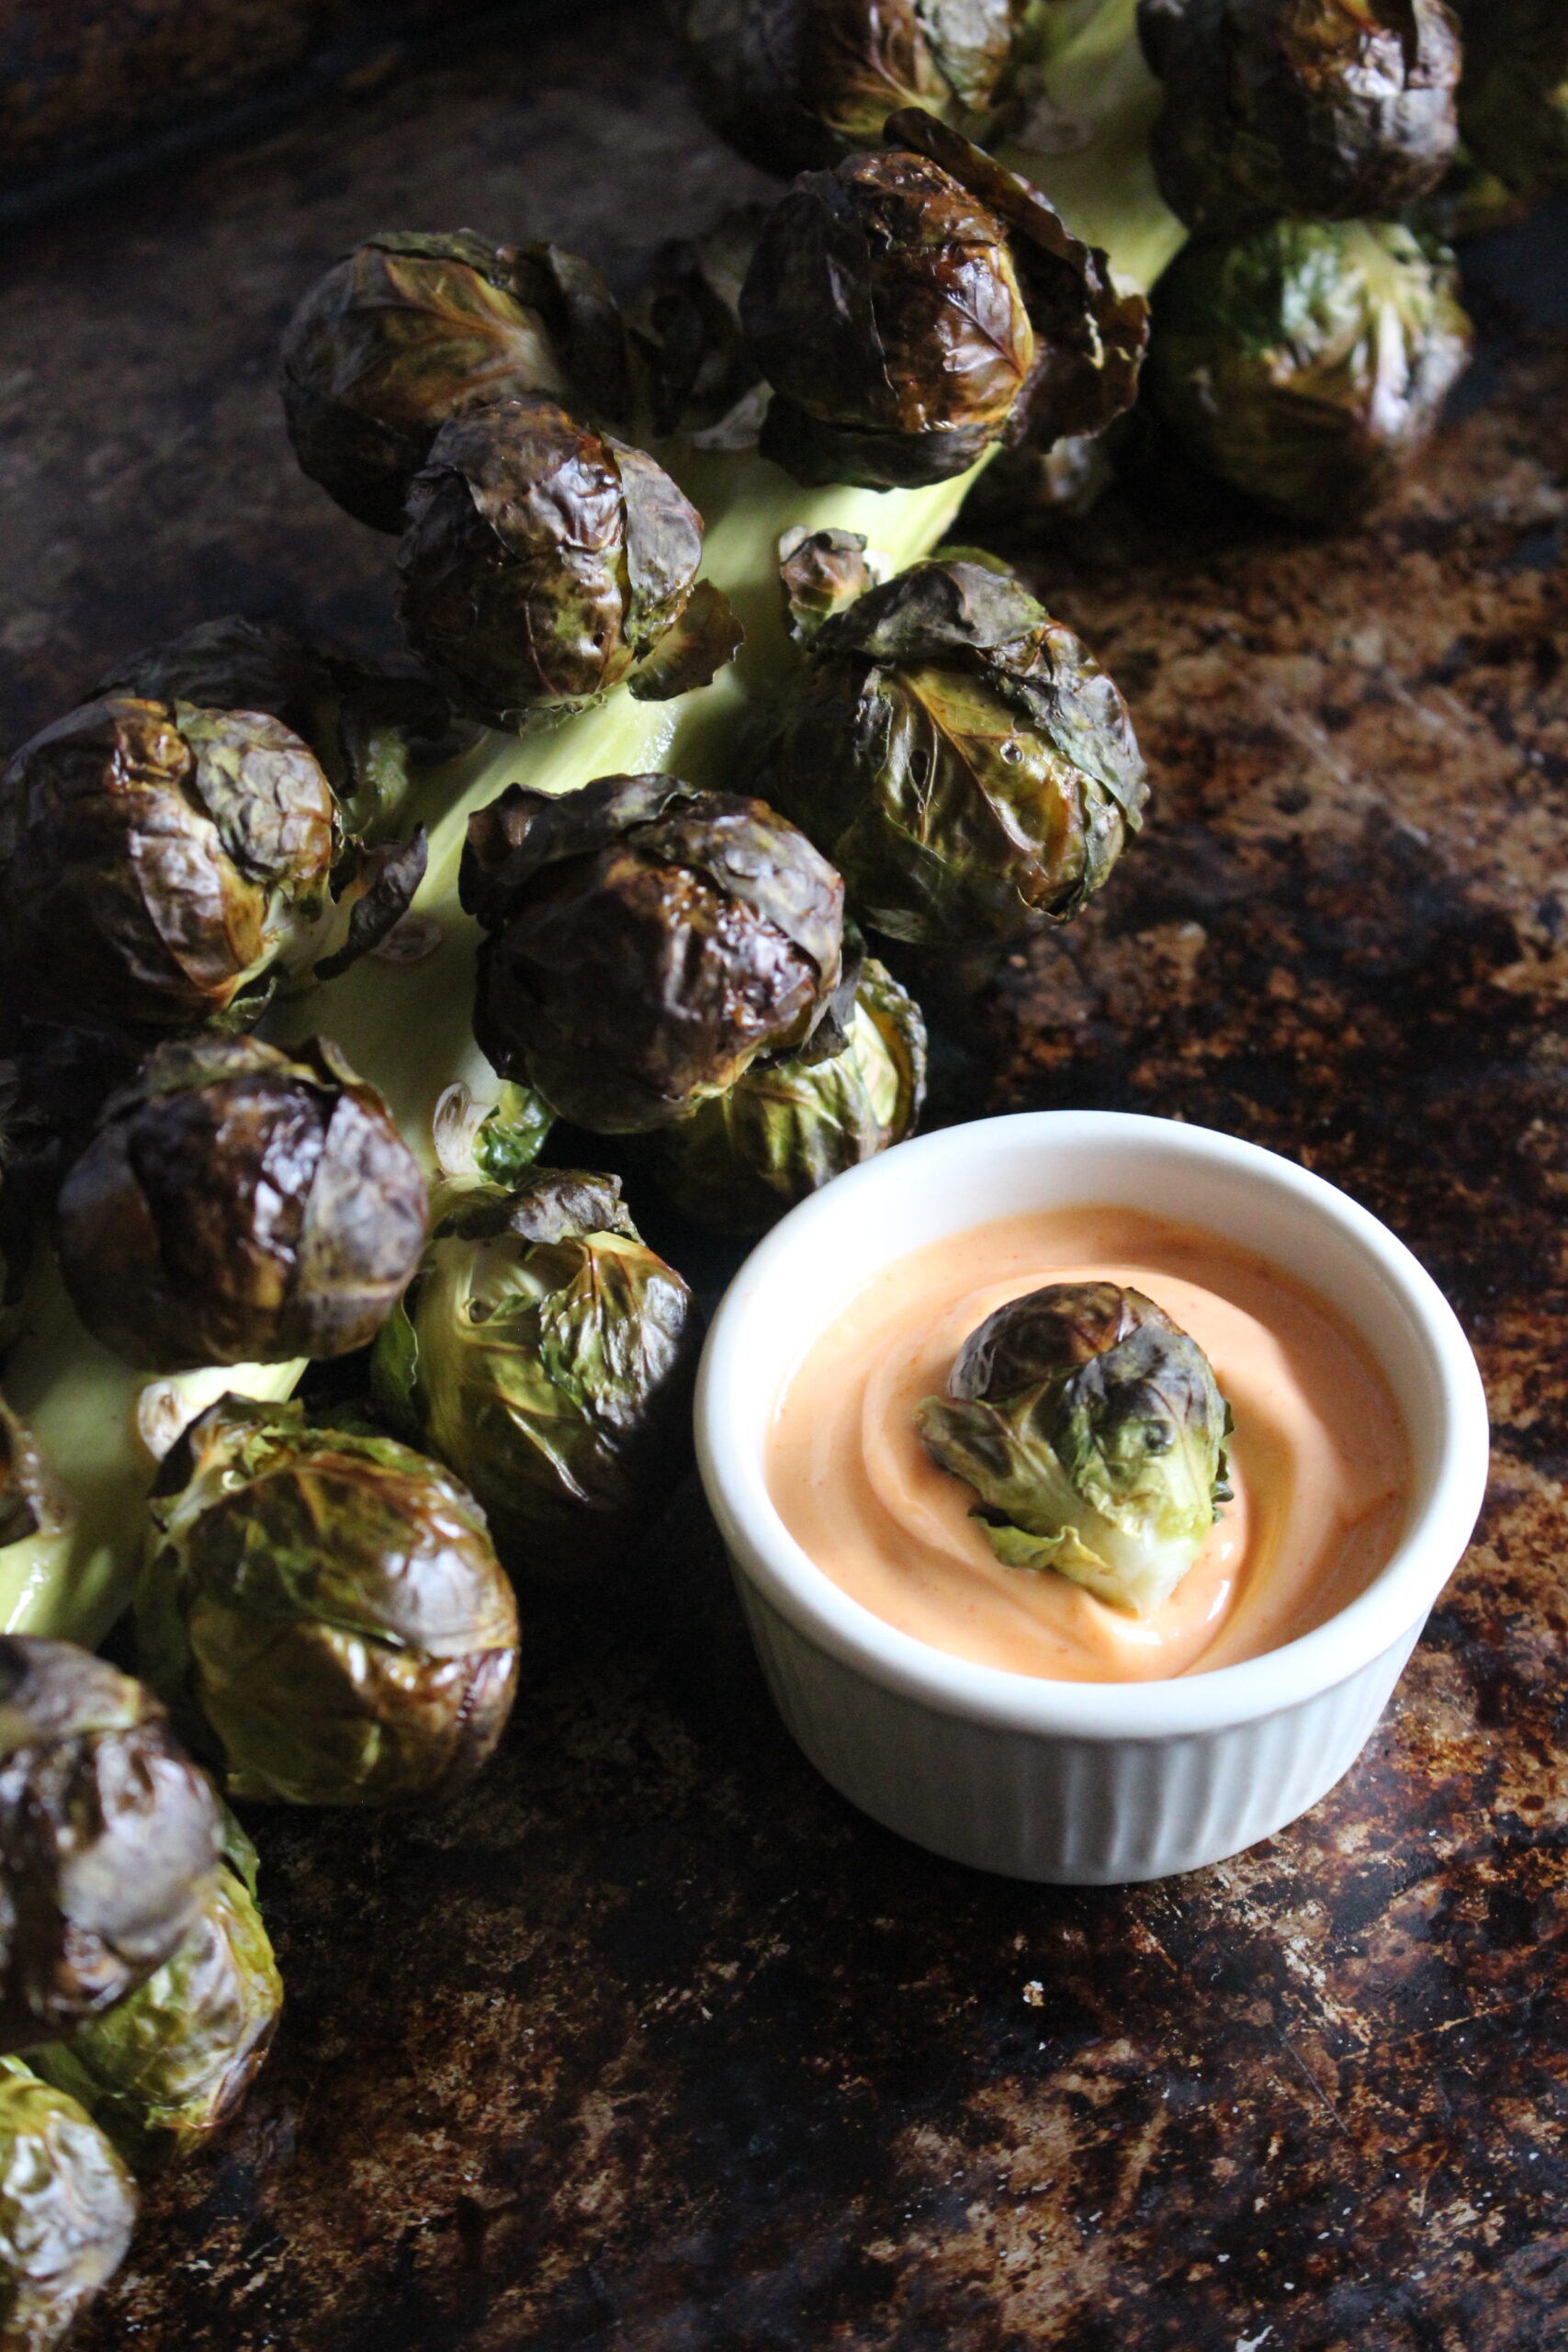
[1,26,1179,1640]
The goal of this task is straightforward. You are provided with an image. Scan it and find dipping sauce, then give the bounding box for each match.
[766,1206,1410,1681]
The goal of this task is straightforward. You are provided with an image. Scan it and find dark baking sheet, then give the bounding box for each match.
[1,10,1564,2346]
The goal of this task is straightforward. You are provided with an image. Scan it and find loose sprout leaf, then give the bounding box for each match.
[626,579,745,701]
[315,826,429,980]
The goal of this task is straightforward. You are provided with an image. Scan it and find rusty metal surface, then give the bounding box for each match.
[0,10,1564,2346]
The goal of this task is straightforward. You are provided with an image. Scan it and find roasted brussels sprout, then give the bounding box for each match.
[1457,0,1568,201]
[739,107,1147,489]
[139,1396,521,1807]
[0,1638,220,2052]
[1140,0,1461,229]
[397,395,742,727]
[281,230,630,531]
[0,693,427,1039]
[918,1282,1232,1614]
[33,1818,281,2165]
[0,2058,136,2349]
[671,0,1026,178]
[1146,216,1472,522]
[371,1170,700,1584]
[769,549,1145,944]
[57,1035,427,1373]
[653,954,927,1229]
[94,613,459,840]
[460,773,846,1132]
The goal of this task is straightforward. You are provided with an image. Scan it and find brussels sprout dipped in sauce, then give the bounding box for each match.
[739,107,1147,488]
[653,953,927,1232]
[32,1815,281,2166]
[671,0,1028,178]
[0,1639,220,2052]
[917,1281,1232,1615]
[769,549,1145,944]
[767,1209,1411,1680]
[396,395,743,726]
[460,774,846,1132]
[56,1035,427,1373]
[0,2058,136,2349]
[372,1170,699,1588]
[1139,0,1461,231]
[138,1397,520,1807]
[281,231,631,531]
[1146,216,1471,522]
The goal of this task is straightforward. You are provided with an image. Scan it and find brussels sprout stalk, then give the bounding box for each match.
[0,47,1177,1640]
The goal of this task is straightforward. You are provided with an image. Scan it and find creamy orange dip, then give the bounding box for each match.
[766,1206,1410,1682]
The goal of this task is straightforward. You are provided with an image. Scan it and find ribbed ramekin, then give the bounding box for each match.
[695,1112,1490,1884]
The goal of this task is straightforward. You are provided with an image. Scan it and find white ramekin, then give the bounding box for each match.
[695,1112,1490,1884]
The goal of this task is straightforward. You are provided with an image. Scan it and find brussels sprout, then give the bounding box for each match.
[0,693,429,1040]
[917,1282,1232,1614]
[56,1035,427,1373]
[1140,0,1461,230]
[0,1638,220,2052]
[671,0,1027,178]
[1147,216,1472,523]
[0,2058,136,2349]
[94,613,460,841]
[396,395,743,727]
[281,230,630,531]
[1457,0,1568,201]
[138,1396,521,1807]
[769,549,1145,945]
[460,772,846,1132]
[371,1169,700,1584]
[739,107,1147,489]
[32,1819,281,2165]
[653,955,927,1230]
